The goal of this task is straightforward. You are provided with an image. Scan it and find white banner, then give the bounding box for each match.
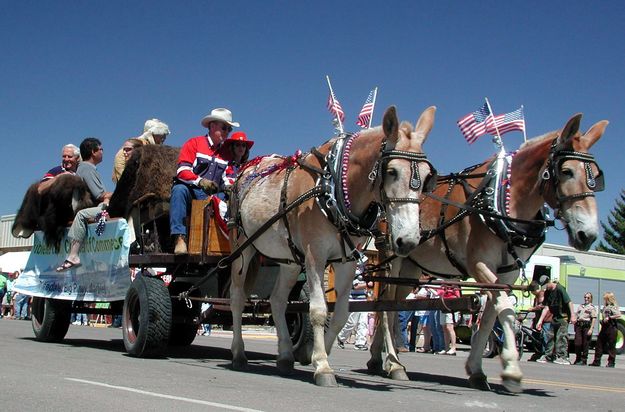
[13,219,131,301]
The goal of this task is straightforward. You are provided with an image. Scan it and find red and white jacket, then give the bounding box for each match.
[175,135,232,190]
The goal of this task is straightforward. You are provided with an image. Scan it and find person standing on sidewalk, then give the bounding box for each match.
[536,277,576,364]
[573,292,597,365]
[337,267,372,351]
[590,292,621,368]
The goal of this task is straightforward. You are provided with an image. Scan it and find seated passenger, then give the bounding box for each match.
[112,138,143,183]
[38,144,81,194]
[170,108,239,255]
[223,131,254,187]
[56,138,112,271]
[112,119,170,183]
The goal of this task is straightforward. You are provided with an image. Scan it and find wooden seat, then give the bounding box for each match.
[188,199,230,255]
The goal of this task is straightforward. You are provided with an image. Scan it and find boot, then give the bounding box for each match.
[174,235,188,255]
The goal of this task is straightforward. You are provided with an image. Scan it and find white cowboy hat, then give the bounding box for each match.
[201,108,240,128]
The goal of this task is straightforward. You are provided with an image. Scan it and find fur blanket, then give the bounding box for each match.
[108,145,180,218]
[12,174,93,251]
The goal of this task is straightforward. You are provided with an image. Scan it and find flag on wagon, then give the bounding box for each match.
[327,89,345,123]
[486,106,525,136]
[356,88,376,129]
[457,103,492,144]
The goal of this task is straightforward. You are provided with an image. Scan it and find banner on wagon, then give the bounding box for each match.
[13,219,131,302]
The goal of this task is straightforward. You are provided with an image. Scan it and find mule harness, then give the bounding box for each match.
[404,138,603,280]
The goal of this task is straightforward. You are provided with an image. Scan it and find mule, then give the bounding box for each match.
[229,106,438,386]
[367,113,607,393]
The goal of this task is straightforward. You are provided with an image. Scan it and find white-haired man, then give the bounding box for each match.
[38,144,81,193]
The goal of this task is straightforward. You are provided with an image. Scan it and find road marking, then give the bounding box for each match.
[521,378,625,394]
[66,378,265,412]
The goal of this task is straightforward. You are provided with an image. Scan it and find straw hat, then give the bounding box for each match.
[201,108,240,128]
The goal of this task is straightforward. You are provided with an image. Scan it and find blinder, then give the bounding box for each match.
[555,150,605,192]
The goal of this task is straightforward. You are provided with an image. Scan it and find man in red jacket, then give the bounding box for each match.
[170,108,239,254]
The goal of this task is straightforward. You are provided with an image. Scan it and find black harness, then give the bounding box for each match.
[413,139,604,278]
[246,133,436,269]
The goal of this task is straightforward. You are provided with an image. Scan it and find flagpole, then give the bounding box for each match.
[368,87,378,129]
[326,75,344,134]
[484,97,503,150]
[521,105,527,143]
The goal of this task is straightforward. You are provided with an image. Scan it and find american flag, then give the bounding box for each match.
[457,103,492,144]
[356,89,375,128]
[327,90,345,123]
[486,107,525,136]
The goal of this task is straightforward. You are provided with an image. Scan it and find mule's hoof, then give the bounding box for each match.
[277,359,294,375]
[389,368,409,381]
[366,359,384,375]
[468,372,491,391]
[232,358,248,371]
[502,376,523,394]
[314,373,338,387]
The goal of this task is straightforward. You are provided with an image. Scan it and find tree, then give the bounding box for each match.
[596,190,625,255]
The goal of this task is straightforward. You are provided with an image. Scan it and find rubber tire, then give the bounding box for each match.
[123,275,172,357]
[31,297,72,343]
[516,331,525,360]
[479,331,499,358]
[289,285,314,365]
[169,283,200,347]
[615,322,625,355]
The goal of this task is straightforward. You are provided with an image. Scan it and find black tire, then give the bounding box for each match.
[31,297,72,342]
[169,283,200,347]
[615,322,625,355]
[516,330,525,360]
[123,275,172,357]
[473,330,498,358]
[289,284,314,365]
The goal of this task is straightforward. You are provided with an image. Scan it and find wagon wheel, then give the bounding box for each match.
[123,275,172,357]
[616,323,625,355]
[169,282,201,347]
[31,297,72,343]
[289,284,314,365]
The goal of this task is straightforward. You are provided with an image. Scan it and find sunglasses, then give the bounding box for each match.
[213,122,232,132]
[233,142,247,148]
[122,147,134,152]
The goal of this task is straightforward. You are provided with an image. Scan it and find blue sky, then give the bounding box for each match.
[1,1,624,248]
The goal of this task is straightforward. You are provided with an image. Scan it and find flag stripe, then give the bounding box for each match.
[356,89,375,128]
[457,103,492,144]
[327,90,345,123]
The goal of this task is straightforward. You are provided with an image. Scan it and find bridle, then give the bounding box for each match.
[540,136,604,218]
[368,140,438,205]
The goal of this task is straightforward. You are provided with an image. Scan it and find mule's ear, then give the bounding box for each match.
[412,106,436,145]
[557,113,582,146]
[579,120,609,150]
[383,106,399,144]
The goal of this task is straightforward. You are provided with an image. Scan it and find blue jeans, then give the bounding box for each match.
[542,322,553,358]
[170,183,209,236]
[424,310,444,351]
[398,310,413,349]
[13,293,29,319]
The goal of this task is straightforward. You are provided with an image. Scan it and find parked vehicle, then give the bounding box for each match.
[515,246,625,355]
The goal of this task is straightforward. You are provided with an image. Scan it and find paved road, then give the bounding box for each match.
[1,318,624,411]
